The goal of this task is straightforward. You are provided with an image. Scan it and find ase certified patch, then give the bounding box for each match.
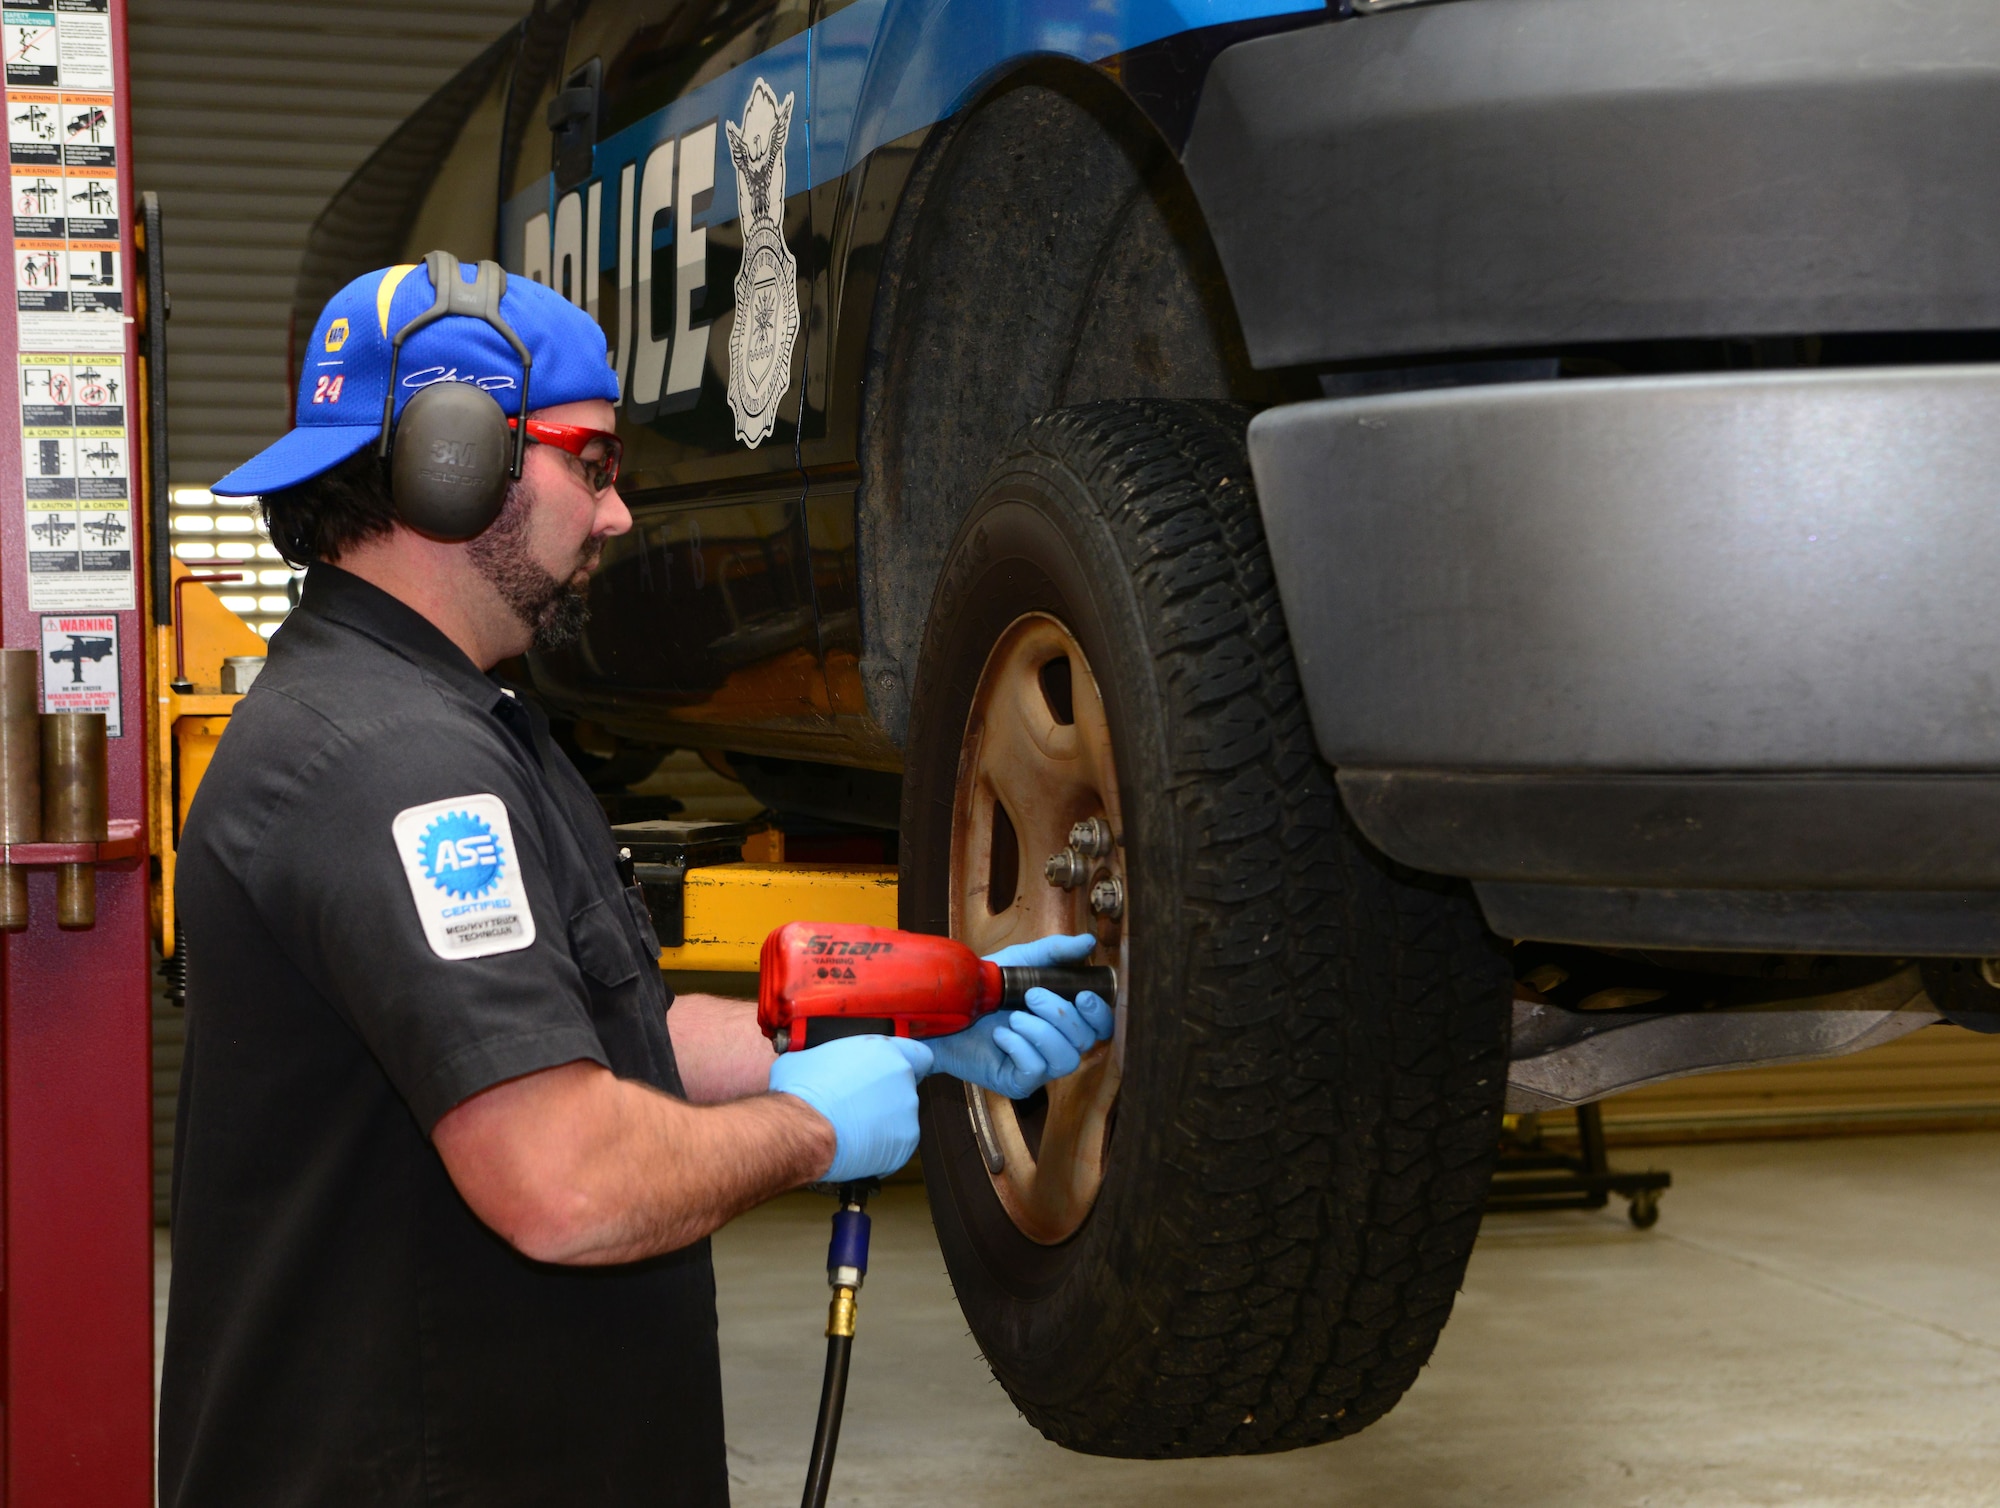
[391,794,537,960]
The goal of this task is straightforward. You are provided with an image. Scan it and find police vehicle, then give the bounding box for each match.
[301,0,2000,1458]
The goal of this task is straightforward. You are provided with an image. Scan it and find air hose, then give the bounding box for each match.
[801,1179,875,1508]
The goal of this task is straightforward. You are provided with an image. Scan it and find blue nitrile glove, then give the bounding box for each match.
[928,933,1116,1099]
[769,1035,935,1183]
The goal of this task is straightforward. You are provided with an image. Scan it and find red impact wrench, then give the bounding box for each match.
[760,922,1116,1508]
[758,921,1117,1053]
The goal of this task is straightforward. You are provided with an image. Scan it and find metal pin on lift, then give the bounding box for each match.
[43,710,108,929]
[0,649,40,930]
[0,650,111,932]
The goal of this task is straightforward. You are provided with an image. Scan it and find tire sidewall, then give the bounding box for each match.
[904,455,1191,1403]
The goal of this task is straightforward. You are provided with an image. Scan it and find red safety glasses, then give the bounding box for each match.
[508,418,622,492]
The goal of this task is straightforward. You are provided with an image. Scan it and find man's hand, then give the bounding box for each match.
[927,933,1115,1099]
[768,1035,934,1182]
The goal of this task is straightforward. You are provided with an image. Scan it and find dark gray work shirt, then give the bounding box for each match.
[160,564,728,1508]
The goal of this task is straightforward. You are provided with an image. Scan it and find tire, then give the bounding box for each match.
[902,400,1512,1457]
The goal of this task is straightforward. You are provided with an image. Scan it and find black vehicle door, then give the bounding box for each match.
[502,0,838,760]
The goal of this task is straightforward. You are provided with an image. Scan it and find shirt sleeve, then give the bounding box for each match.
[242,709,609,1131]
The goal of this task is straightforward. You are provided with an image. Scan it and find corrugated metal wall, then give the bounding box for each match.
[129,0,531,1220]
[129,0,529,488]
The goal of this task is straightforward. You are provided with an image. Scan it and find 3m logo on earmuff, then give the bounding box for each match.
[430,438,479,468]
[324,317,349,352]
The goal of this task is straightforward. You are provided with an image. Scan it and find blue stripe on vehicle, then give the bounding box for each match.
[813,0,1322,179]
[501,0,1322,275]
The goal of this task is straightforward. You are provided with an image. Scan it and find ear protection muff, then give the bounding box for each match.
[389,382,512,541]
[378,250,534,541]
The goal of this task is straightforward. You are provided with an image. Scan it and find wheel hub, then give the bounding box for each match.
[949,613,1124,1245]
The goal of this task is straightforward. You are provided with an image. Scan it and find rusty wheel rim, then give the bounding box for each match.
[949,613,1124,1245]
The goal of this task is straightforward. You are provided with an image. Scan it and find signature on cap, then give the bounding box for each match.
[401,366,518,392]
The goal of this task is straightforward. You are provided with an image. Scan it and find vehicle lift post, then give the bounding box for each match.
[0,0,156,1493]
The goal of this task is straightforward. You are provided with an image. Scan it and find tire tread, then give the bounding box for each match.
[993,401,1510,1456]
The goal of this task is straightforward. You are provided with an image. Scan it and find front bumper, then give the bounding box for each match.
[1184,0,2000,368]
[1249,366,2000,953]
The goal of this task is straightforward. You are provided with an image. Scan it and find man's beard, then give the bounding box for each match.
[466,482,600,650]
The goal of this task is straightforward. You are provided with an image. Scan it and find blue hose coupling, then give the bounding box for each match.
[827,1203,871,1290]
[825,1189,872,1340]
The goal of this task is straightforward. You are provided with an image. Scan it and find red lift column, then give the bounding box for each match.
[0,0,157,1499]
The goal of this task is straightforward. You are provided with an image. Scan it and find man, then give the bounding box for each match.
[159,258,1112,1506]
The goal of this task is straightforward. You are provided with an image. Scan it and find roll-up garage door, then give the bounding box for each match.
[129,0,531,1221]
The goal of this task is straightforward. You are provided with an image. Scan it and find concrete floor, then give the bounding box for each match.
[156,1133,2000,1505]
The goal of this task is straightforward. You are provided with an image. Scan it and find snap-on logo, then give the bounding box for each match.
[417,810,504,899]
[806,935,893,957]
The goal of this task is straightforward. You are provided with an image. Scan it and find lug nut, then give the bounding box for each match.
[1069,816,1114,858]
[1045,848,1088,889]
[1089,875,1125,920]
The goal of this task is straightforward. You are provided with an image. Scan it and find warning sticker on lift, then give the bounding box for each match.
[52,0,108,89]
[65,240,114,310]
[58,90,106,165]
[6,87,54,163]
[5,4,105,90]
[4,0,119,342]
[63,163,110,234]
[9,164,118,320]
[10,161,121,326]
[12,237,59,309]
[21,349,130,610]
[39,611,117,733]
[9,163,119,323]
[8,0,125,607]
[4,11,58,88]
[12,162,60,234]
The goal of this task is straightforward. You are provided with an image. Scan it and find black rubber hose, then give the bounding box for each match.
[799,1332,854,1508]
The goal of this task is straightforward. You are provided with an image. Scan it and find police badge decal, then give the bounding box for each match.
[725,78,799,449]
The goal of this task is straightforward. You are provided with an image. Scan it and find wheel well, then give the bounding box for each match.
[855,63,1298,748]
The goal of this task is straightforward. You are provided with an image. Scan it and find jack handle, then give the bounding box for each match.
[170,572,245,691]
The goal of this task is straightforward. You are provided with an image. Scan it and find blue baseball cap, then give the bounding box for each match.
[212,258,620,497]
